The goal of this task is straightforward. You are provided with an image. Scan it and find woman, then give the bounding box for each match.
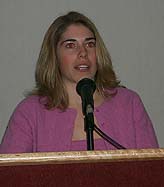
[0,11,158,153]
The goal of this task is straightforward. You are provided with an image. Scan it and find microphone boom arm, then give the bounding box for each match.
[76,78,126,150]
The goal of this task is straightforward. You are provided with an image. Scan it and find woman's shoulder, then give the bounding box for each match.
[15,95,46,112]
[106,86,142,104]
[115,86,140,98]
[98,87,144,114]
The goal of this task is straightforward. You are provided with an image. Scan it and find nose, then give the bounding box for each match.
[78,44,87,58]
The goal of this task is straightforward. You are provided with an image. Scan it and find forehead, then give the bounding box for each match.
[60,24,94,40]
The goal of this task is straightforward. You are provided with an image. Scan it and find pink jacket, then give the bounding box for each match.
[0,87,159,153]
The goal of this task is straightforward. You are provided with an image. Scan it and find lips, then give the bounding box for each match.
[74,64,90,71]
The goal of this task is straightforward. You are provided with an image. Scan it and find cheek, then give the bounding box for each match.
[58,51,75,64]
[58,53,75,73]
[58,53,68,67]
[93,53,98,71]
[91,52,97,63]
[88,50,97,61]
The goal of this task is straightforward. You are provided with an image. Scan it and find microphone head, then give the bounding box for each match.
[76,78,96,115]
[76,78,96,96]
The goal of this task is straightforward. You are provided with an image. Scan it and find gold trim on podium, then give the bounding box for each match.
[0,148,164,166]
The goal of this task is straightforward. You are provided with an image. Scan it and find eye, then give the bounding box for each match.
[65,42,77,49]
[86,41,96,48]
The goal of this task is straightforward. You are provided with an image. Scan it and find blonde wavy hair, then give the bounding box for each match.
[31,11,120,109]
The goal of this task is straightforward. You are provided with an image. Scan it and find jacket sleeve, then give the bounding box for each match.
[132,93,159,148]
[0,102,34,154]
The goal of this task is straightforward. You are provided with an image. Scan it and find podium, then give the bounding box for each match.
[0,149,164,186]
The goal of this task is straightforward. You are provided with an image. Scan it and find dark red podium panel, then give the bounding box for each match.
[0,149,164,187]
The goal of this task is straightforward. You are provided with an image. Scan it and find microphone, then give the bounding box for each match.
[76,78,126,150]
[76,78,96,150]
[76,78,96,116]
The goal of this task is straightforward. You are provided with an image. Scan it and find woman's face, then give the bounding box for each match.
[57,24,97,86]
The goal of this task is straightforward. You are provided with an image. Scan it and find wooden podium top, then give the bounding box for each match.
[1,149,164,186]
[0,148,164,166]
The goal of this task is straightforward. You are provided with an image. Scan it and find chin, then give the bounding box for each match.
[78,75,95,82]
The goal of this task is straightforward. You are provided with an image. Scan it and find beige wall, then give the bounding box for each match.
[0,0,164,146]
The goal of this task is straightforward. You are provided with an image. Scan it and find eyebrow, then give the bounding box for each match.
[60,37,96,45]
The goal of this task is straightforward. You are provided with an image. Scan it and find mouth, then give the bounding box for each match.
[74,64,90,71]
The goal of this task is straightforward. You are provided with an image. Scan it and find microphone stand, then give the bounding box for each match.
[84,105,126,150]
[76,78,126,150]
[82,94,126,150]
[84,104,95,150]
[81,91,126,150]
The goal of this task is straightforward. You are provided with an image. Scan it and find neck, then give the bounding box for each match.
[64,82,82,108]
[63,79,105,110]
[67,85,104,109]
